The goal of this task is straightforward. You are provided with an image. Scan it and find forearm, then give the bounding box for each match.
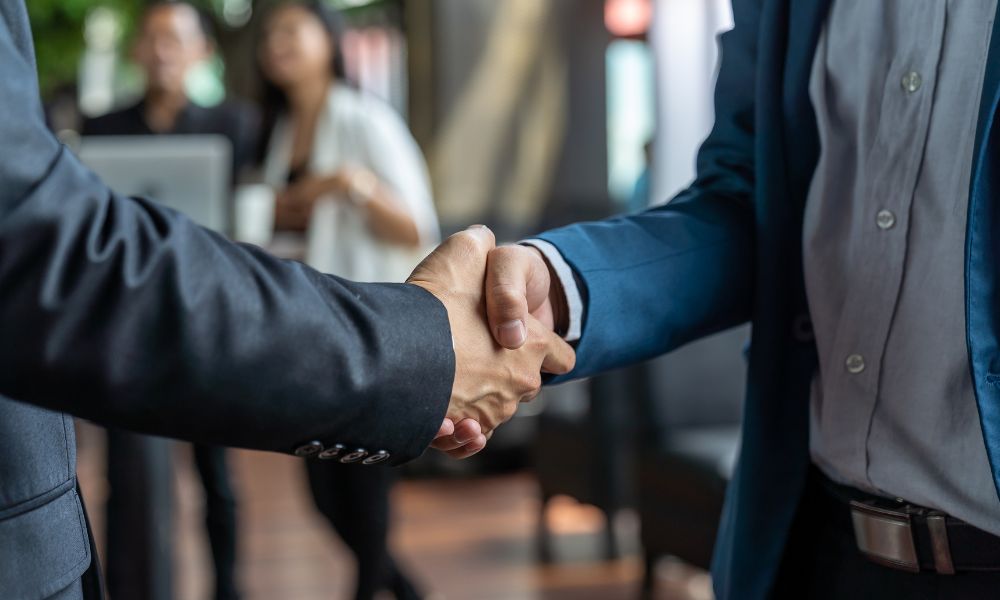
[536,192,755,380]
[0,0,450,463]
[290,172,423,246]
[361,184,422,248]
[0,148,454,463]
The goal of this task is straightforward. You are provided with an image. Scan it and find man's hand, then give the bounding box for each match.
[408,227,575,458]
[485,244,569,349]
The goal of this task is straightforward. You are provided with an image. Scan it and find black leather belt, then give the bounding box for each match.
[815,470,1000,574]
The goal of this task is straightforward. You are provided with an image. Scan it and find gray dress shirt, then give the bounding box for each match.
[535,0,1000,537]
[805,0,1000,535]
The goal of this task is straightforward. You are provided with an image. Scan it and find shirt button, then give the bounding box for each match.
[876,209,896,230]
[845,354,866,374]
[901,71,922,93]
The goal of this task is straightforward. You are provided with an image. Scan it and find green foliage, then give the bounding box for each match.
[28,0,139,96]
[27,0,218,97]
[26,0,393,97]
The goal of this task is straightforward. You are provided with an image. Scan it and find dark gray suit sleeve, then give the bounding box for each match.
[0,1,454,464]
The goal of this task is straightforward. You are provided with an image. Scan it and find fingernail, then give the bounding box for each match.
[455,432,474,444]
[466,224,488,230]
[498,320,527,347]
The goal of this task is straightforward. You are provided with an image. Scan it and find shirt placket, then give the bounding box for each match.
[827,2,947,485]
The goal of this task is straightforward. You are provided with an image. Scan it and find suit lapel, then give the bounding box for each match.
[965,3,1000,501]
[972,6,1000,162]
[782,0,833,206]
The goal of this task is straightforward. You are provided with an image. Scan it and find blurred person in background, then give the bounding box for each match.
[82,3,258,599]
[255,2,439,599]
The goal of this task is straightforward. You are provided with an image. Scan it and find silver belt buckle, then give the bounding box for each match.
[850,500,920,572]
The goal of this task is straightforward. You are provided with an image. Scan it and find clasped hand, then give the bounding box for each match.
[407,226,574,459]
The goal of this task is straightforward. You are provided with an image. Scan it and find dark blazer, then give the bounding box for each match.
[537,1,1000,598]
[0,3,453,598]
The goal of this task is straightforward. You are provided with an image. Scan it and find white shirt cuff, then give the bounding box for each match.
[521,239,583,342]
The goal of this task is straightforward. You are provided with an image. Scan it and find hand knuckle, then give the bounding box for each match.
[490,284,523,311]
[450,232,480,256]
[503,401,517,421]
[516,372,539,393]
[494,245,520,262]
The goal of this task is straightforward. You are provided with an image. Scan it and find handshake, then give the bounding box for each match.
[406,225,576,459]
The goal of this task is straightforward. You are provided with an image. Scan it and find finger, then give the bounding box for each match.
[534,320,576,375]
[444,434,488,459]
[452,418,482,443]
[429,418,482,451]
[434,418,455,440]
[431,436,464,451]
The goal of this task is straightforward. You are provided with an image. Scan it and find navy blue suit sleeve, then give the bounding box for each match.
[0,2,453,464]
[539,0,760,380]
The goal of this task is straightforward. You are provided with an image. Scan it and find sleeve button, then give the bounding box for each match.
[339,449,368,463]
[362,451,390,465]
[293,441,324,457]
[318,444,346,460]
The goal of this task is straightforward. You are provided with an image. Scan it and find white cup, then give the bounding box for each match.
[233,184,275,247]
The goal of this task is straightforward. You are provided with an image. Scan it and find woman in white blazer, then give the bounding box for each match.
[256,3,438,599]
[259,2,439,283]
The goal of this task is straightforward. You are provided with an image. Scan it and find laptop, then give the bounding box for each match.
[76,135,232,234]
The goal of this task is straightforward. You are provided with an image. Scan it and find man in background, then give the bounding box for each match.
[83,3,257,599]
[84,1,257,176]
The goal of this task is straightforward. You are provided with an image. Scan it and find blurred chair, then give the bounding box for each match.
[531,370,639,562]
[636,325,749,596]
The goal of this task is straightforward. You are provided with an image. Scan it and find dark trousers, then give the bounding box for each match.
[772,468,1000,599]
[305,461,421,600]
[106,431,239,600]
[193,444,240,600]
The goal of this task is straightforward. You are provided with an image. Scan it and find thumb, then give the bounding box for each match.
[486,245,550,349]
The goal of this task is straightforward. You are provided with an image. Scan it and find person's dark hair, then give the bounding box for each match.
[141,0,218,44]
[255,1,350,164]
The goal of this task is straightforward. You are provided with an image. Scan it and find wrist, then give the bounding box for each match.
[347,168,377,208]
[529,246,569,336]
[548,272,569,338]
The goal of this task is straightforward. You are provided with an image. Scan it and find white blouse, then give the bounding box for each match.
[263,85,439,283]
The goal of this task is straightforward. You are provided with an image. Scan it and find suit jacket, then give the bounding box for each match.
[537,0,1000,597]
[0,3,454,598]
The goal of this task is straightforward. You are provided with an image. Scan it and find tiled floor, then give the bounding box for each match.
[75,423,711,600]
